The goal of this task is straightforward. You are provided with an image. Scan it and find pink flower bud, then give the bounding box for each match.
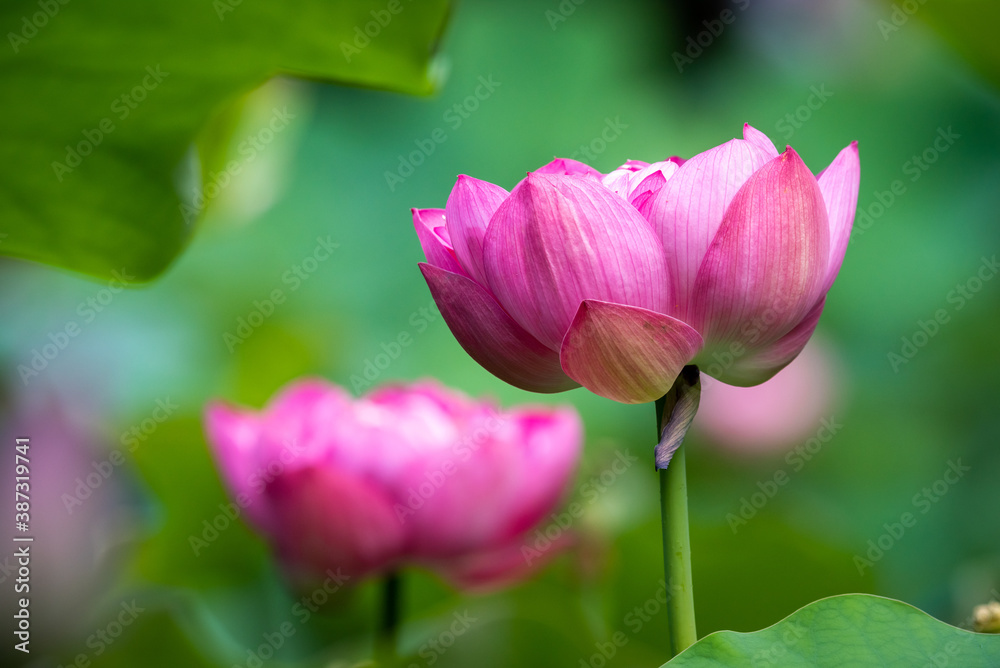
[414,125,859,404]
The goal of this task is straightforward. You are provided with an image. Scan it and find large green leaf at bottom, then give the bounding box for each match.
[0,0,450,280]
[663,594,1000,667]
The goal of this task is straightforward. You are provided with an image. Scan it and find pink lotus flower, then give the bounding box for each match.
[204,379,582,589]
[414,124,859,404]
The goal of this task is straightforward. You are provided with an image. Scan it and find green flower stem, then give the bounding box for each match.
[656,399,698,658]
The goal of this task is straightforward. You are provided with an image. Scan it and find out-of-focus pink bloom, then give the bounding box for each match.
[414,124,859,404]
[694,337,840,454]
[1,388,130,651]
[204,379,582,589]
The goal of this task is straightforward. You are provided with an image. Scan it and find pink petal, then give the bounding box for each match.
[444,176,509,285]
[743,123,779,159]
[334,382,469,477]
[394,428,524,555]
[429,530,575,592]
[601,159,651,196]
[203,403,272,532]
[489,407,582,540]
[629,170,668,211]
[612,159,651,172]
[559,300,704,404]
[643,138,774,320]
[257,379,353,468]
[397,405,581,558]
[534,157,603,179]
[413,208,464,275]
[419,263,579,393]
[690,148,830,355]
[817,141,860,293]
[265,466,406,582]
[602,160,680,202]
[628,160,681,196]
[707,297,826,387]
[367,379,479,424]
[483,173,670,350]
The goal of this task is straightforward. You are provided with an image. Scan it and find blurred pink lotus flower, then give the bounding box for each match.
[414,124,859,404]
[204,379,581,589]
[694,337,840,454]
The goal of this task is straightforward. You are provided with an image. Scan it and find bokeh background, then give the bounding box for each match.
[2,0,999,666]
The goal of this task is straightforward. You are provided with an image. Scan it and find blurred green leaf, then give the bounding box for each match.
[130,416,271,589]
[663,594,1000,666]
[88,606,221,668]
[0,0,450,280]
[920,1,1000,90]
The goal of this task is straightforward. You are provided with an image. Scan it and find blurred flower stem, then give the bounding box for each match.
[655,371,700,657]
[376,571,402,666]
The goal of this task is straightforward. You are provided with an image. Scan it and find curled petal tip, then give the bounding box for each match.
[413,207,462,274]
[533,157,602,178]
[742,124,778,159]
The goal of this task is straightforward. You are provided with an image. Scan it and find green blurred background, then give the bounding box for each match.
[2,0,998,666]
